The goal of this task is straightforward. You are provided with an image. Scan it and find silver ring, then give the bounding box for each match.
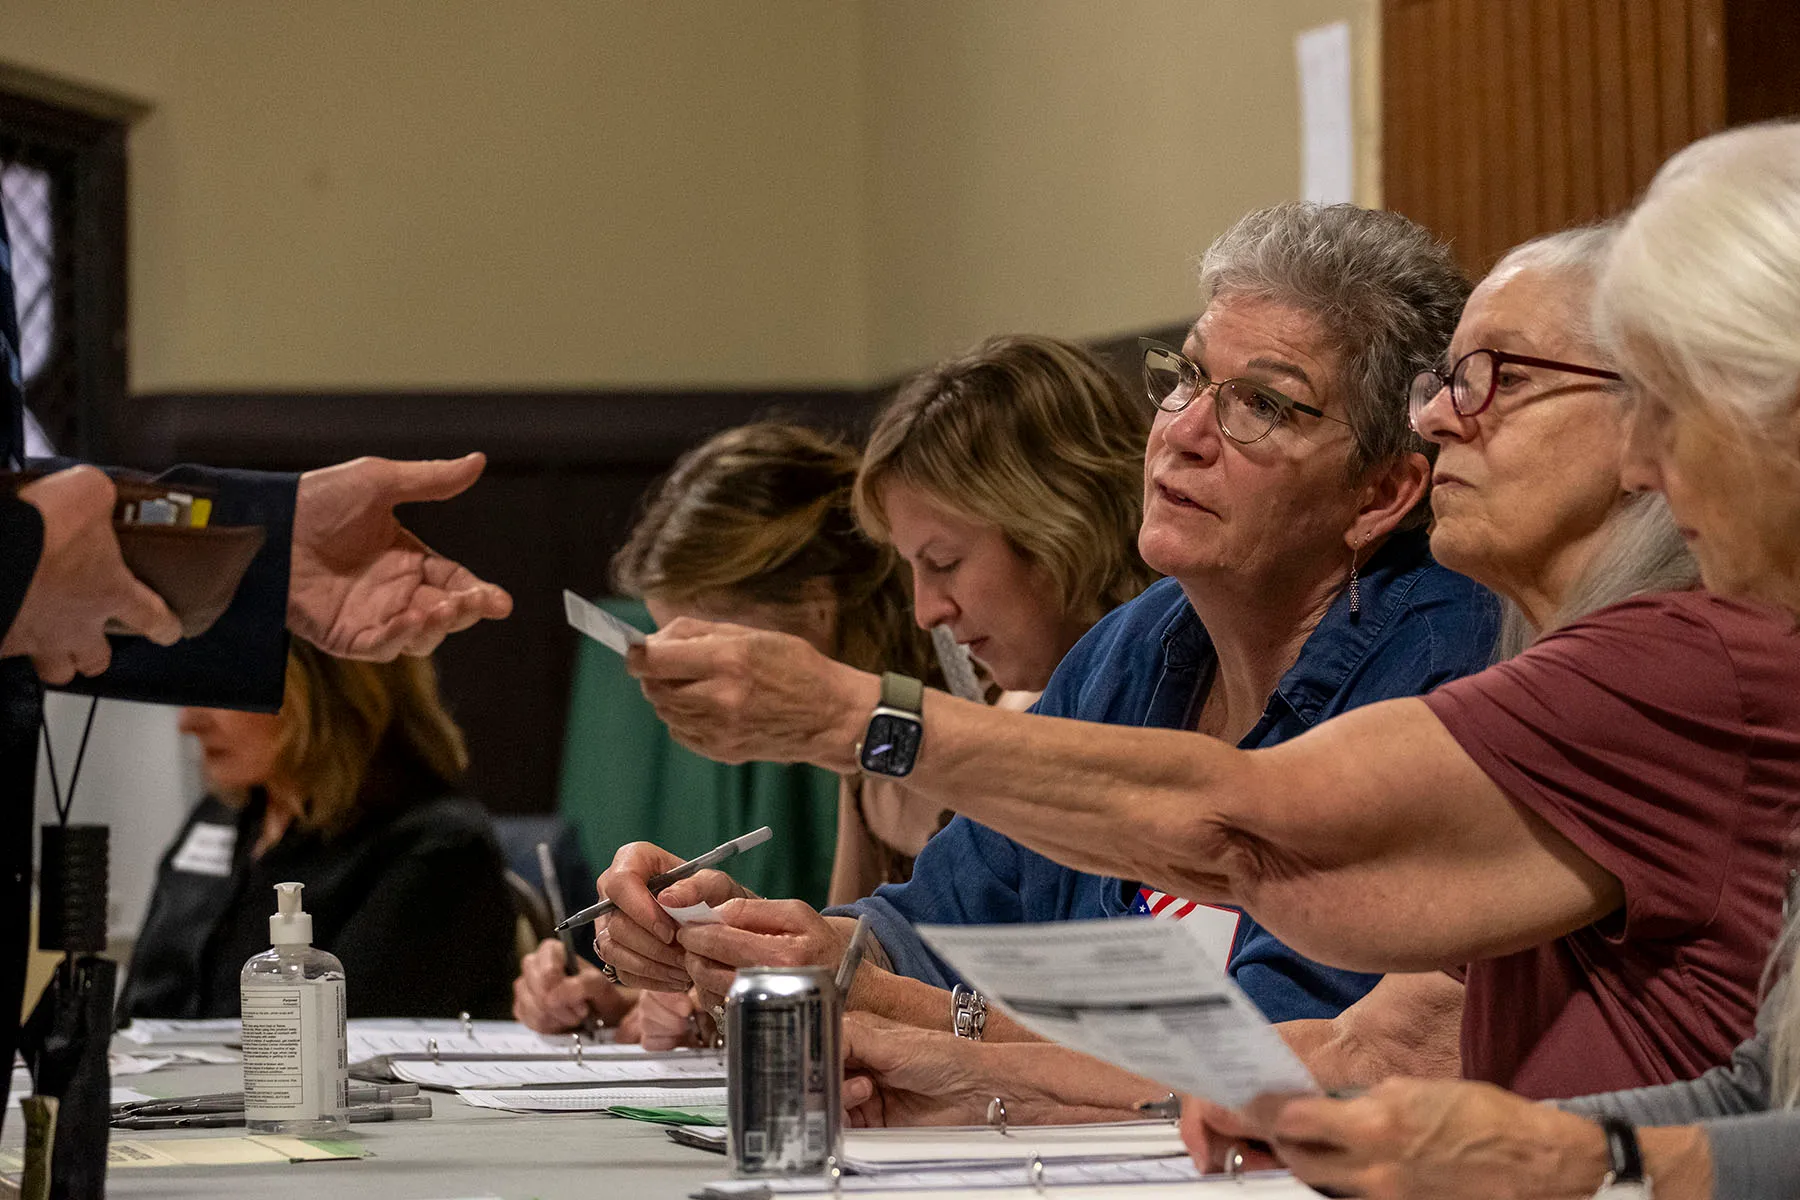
[597,957,621,985]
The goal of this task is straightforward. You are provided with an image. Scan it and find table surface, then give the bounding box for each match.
[6,1060,732,1200]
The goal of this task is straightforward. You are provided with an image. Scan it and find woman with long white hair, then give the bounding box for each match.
[1186,119,1800,1200]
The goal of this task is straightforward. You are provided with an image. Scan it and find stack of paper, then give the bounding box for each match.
[694,1162,1319,1198]
[669,1122,1187,1174]
[395,1051,726,1090]
[458,1084,727,1112]
[117,1017,242,1046]
[347,1021,624,1061]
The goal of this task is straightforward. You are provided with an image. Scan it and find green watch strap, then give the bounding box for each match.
[880,671,924,714]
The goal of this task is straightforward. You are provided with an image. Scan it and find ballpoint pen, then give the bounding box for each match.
[834,915,873,995]
[112,1082,421,1118]
[111,1099,432,1130]
[537,840,604,1040]
[555,826,774,931]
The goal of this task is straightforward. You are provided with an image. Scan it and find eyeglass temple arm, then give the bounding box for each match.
[1490,351,1623,381]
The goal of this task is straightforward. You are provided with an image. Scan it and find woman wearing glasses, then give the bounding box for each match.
[595,202,1499,1047]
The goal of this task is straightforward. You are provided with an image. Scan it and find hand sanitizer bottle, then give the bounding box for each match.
[241,881,348,1134]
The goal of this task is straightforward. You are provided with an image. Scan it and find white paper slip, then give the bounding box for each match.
[564,589,648,655]
[395,1051,726,1090]
[662,899,726,927]
[457,1084,728,1112]
[108,1054,177,1077]
[117,1017,241,1046]
[918,919,1316,1110]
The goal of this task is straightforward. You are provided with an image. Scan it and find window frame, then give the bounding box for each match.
[0,81,130,461]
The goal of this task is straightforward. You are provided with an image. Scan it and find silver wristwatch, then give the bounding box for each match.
[951,984,987,1040]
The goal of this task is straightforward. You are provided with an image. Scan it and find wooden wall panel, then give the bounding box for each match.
[1382,0,1752,274]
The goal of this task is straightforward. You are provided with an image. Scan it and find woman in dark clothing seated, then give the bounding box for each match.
[120,641,516,1021]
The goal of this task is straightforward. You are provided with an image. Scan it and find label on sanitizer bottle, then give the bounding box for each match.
[242,980,348,1120]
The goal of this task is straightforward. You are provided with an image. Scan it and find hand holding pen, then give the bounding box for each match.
[535,841,604,1041]
[588,829,772,993]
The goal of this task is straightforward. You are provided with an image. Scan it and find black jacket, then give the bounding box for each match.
[120,748,518,1022]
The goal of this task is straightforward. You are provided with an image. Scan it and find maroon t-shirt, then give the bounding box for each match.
[1422,590,1800,1100]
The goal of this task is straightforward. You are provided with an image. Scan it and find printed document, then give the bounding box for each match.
[918,918,1315,1109]
[393,1051,726,1090]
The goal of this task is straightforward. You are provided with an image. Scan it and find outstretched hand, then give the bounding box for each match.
[288,454,512,660]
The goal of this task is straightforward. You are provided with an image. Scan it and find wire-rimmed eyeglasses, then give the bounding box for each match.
[1408,348,1622,433]
[1139,339,1351,445]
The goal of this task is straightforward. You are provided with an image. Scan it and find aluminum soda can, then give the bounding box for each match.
[725,966,840,1175]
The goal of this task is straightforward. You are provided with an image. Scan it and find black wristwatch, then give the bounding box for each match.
[1592,1114,1652,1198]
[857,672,924,777]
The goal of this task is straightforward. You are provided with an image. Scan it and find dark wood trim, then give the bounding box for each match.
[119,387,881,472]
[0,63,148,127]
[1722,0,1800,123]
[118,318,1193,473]
[0,87,131,461]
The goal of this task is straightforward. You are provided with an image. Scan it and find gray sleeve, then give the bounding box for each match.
[822,895,957,991]
[1701,1109,1800,1200]
[1559,1032,1772,1124]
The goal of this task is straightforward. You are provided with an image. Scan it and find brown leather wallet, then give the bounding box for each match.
[6,470,266,639]
[109,522,266,638]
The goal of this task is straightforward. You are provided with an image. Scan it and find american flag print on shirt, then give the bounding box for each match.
[1132,887,1243,974]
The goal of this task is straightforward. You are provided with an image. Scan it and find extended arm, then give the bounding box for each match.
[631,622,1619,974]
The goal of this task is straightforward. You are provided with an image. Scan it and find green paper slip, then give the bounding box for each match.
[606,1104,728,1127]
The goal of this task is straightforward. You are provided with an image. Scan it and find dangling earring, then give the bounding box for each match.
[1348,537,1364,617]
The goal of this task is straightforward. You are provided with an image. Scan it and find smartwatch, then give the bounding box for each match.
[857,672,924,777]
[1592,1115,1652,1198]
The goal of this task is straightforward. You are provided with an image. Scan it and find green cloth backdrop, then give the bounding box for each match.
[556,597,841,908]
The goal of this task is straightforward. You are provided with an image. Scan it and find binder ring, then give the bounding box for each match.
[1225,1143,1245,1181]
[986,1096,1008,1135]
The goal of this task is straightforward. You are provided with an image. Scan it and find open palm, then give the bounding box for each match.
[287,454,512,660]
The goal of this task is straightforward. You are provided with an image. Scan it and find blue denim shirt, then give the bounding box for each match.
[829,528,1499,1023]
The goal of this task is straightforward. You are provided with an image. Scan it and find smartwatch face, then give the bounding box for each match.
[859,712,922,777]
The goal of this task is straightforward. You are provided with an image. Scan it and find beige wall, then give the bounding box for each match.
[0,0,870,391]
[860,0,1380,378]
[0,0,1377,391]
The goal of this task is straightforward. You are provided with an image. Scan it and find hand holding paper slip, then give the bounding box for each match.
[916,918,1316,1110]
[564,588,647,655]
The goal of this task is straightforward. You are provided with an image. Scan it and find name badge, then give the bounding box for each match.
[170,822,237,878]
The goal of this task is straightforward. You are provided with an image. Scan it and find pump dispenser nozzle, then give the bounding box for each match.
[270,881,313,946]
